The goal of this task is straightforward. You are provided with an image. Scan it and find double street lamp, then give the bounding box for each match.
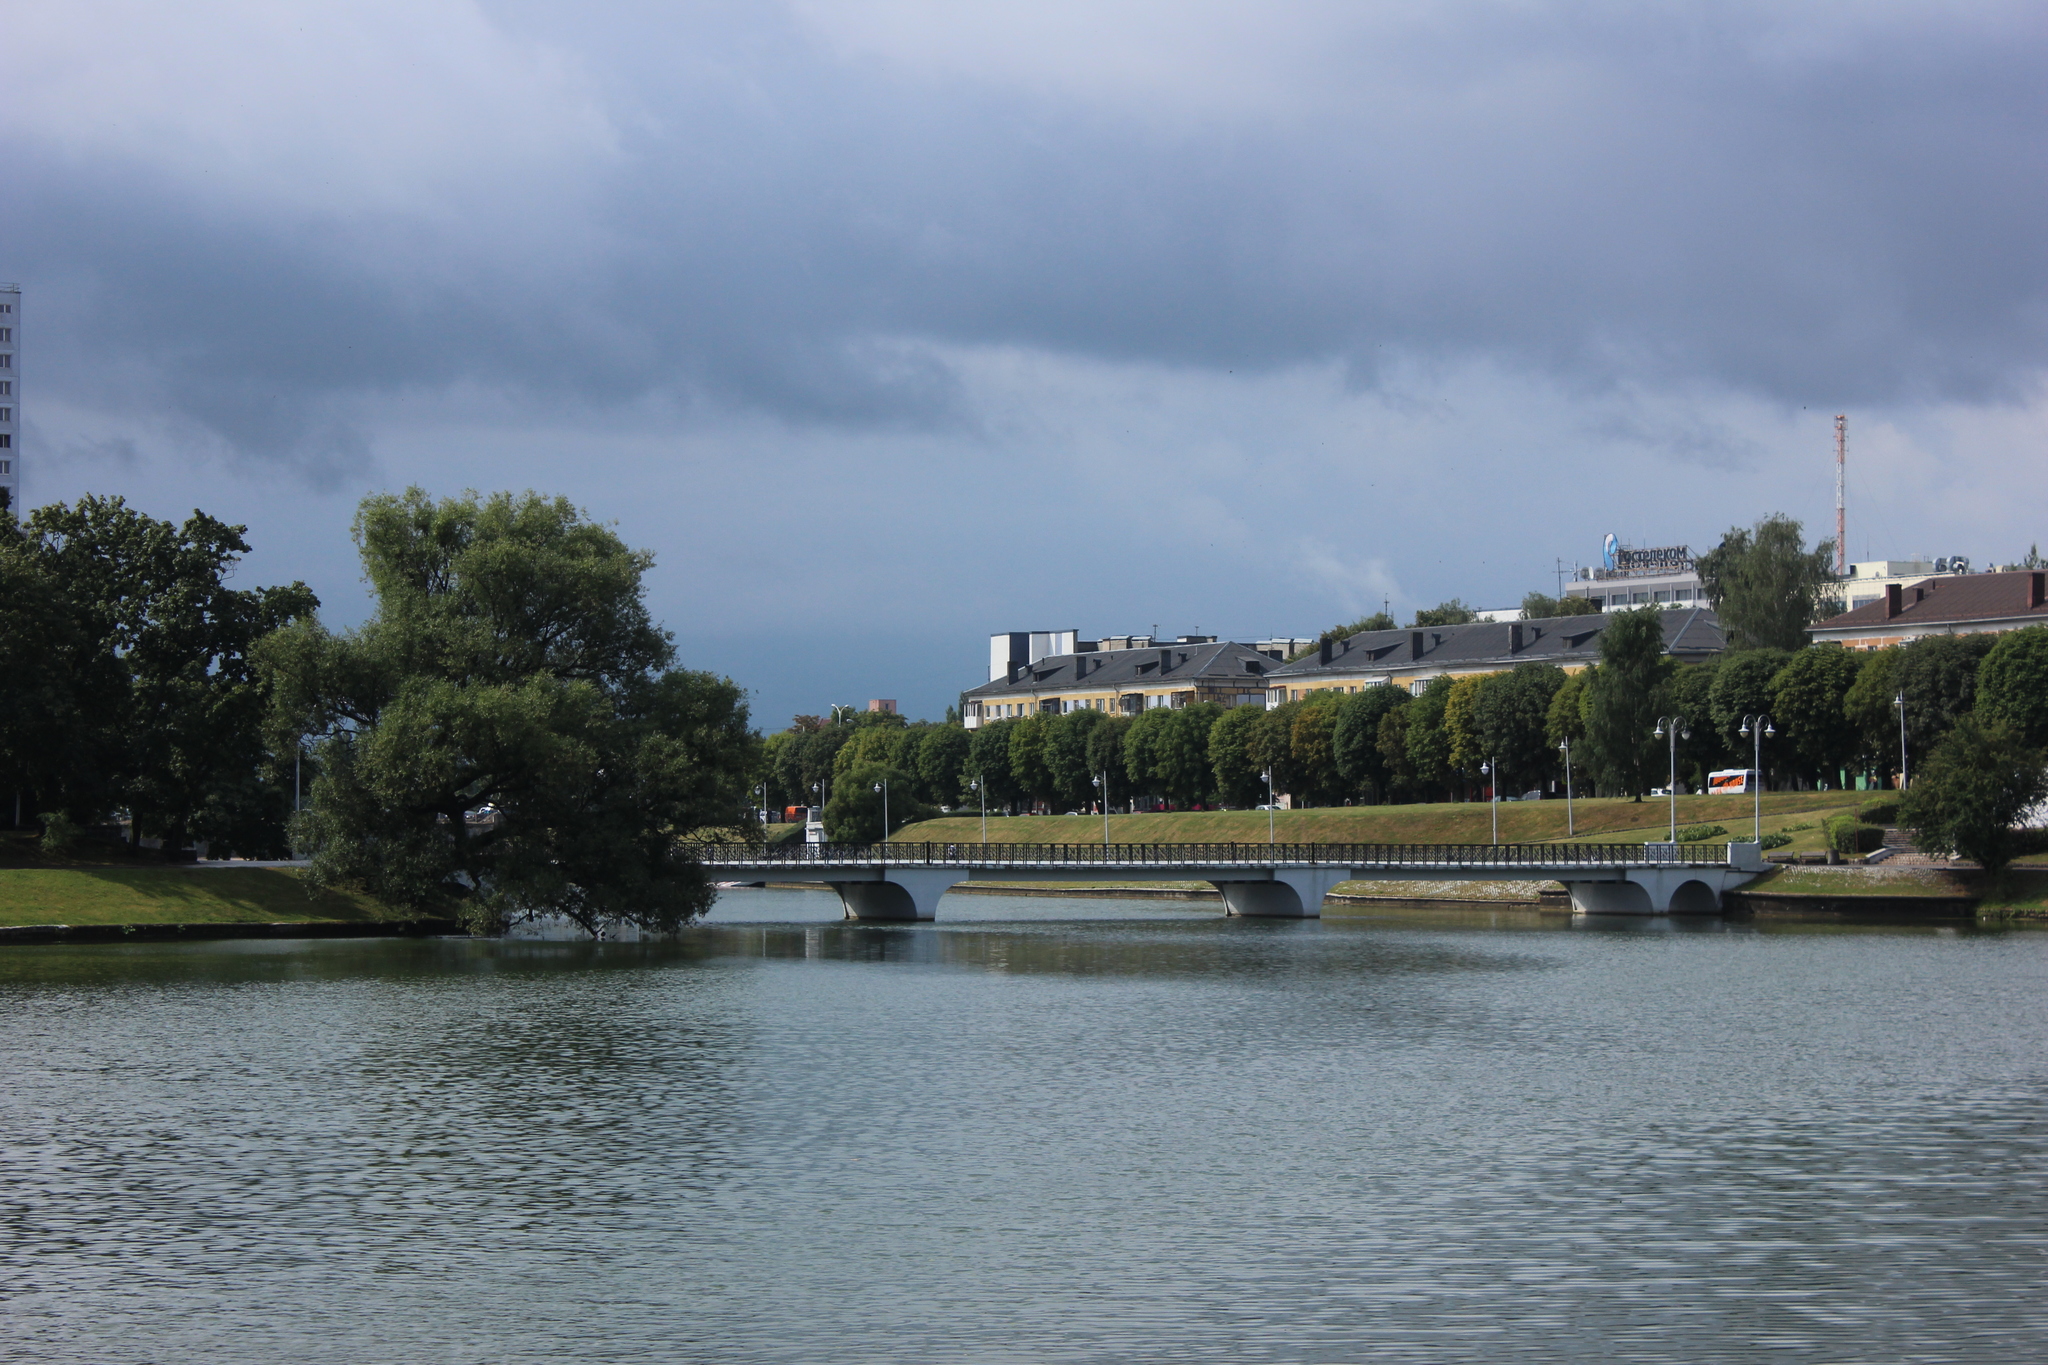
[1737,714,1775,843]
[1652,715,1690,843]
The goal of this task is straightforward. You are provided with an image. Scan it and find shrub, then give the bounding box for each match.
[1824,813,1884,856]
[37,813,81,854]
[1675,823,1727,843]
[1759,831,1793,850]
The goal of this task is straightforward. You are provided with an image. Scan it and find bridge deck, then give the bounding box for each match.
[700,840,1746,875]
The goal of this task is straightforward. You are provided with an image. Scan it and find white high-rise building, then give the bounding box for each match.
[0,283,17,512]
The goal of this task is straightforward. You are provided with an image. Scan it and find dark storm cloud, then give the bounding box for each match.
[5,1,2043,469]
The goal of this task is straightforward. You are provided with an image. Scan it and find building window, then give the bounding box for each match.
[0,408,10,421]
[0,330,10,341]
[0,356,11,368]
[0,383,10,395]
[0,460,10,475]
[0,434,9,447]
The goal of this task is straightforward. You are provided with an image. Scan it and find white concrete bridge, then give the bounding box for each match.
[699,840,1767,920]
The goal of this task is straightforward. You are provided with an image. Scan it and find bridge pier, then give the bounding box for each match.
[1564,870,1743,916]
[827,870,966,921]
[1211,868,1350,918]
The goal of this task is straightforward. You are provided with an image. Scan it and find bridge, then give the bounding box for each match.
[699,840,1767,920]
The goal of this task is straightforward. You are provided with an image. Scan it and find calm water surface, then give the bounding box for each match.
[2,891,2045,1363]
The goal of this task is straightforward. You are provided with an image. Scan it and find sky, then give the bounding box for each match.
[6,0,2044,726]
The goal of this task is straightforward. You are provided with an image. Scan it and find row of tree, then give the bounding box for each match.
[2,491,759,935]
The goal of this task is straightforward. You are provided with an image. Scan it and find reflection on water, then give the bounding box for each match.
[2,890,2045,1363]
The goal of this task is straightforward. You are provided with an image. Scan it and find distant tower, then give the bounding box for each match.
[0,283,16,512]
[1834,414,1847,577]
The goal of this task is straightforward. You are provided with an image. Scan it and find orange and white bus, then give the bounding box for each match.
[1708,768,1760,795]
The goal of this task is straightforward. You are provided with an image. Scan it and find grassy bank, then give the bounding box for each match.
[896,791,1872,850]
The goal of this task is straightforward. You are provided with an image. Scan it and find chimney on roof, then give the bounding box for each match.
[2033,571,2046,608]
[1318,638,1334,665]
[1885,583,1902,619]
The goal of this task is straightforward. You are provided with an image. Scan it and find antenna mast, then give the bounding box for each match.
[1834,414,1847,577]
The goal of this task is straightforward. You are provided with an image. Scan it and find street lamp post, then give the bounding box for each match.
[1652,715,1690,842]
[1558,738,1574,837]
[1480,758,1500,844]
[1894,689,1909,790]
[1737,714,1775,843]
[1263,768,1275,844]
[872,779,889,855]
[970,775,986,843]
[1092,773,1111,845]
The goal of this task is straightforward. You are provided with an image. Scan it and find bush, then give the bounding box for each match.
[37,813,81,854]
[1675,823,1727,843]
[1759,831,1793,850]
[1824,813,1884,856]
[1859,800,1900,826]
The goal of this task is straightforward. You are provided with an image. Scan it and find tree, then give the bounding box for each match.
[1695,514,1838,651]
[966,718,1019,810]
[1661,661,1726,792]
[1442,674,1490,781]
[260,488,754,936]
[26,496,317,854]
[1155,704,1222,806]
[1288,694,1347,805]
[1402,677,1457,799]
[915,725,972,808]
[1896,632,2000,759]
[1411,599,1478,627]
[1044,708,1107,809]
[1843,645,1904,784]
[1244,703,1298,800]
[1900,716,2048,872]
[1975,626,2048,748]
[1767,647,1864,787]
[1475,663,1567,794]
[1007,712,1055,809]
[1520,592,1599,620]
[1085,714,1132,806]
[0,526,102,826]
[1293,612,1396,658]
[1332,686,1410,803]
[1586,607,1671,799]
[824,761,929,842]
[1208,704,1268,807]
[1708,649,1791,757]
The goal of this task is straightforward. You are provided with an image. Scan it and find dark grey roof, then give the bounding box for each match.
[1814,570,2048,632]
[965,640,1279,698]
[1266,608,1725,679]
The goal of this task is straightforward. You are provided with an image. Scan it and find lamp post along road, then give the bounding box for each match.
[970,776,986,843]
[1738,714,1774,843]
[1092,773,1110,845]
[1481,758,1500,845]
[1894,690,1909,790]
[1558,738,1574,837]
[1263,768,1276,844]
[1653,715,1689,842]
[872,779,889,855]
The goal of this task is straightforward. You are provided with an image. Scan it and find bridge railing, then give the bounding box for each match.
[697,841,1734,869]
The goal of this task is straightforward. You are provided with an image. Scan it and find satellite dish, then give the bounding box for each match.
[1602,533,1619,571]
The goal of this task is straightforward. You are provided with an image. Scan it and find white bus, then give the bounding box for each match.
[1708,768,1760,795]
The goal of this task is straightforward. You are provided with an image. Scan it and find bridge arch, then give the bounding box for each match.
[1666,878,1722,915]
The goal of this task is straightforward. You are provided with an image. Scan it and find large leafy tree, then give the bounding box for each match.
[11,497,316,853]
[1208,704,1268,807]
[1475,663,1567,795]
[1085,714,1132,808]
[1288,693,1348,805]
[1900,717,2048,873]
[965,717,1019,810]
[1695,514,1838,651]
[1768,647,1865,788]
[1043,708,1106,810]
[1896,633,1999,759]
[1708,648,1791,757]
[1332,686,1409,803]
[1520,592,1599,620]
[1660,661,1726,792]
[915,725,972,808]
[1843,645,1905,784]
[1587,607,1672,799]
[1974,627,2048,748]
[260,489,754,935]
[1411,599,1478,627]
[1402,677,1457,800]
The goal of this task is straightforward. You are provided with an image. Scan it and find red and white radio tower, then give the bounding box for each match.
[1834,414,1847,577]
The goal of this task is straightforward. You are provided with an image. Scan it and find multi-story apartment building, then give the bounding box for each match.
[0,283,17,511]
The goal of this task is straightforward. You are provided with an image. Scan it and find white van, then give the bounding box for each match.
[1709,768,1760,795]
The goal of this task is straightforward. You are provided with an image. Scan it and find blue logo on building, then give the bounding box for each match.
[1602,533,1619,571]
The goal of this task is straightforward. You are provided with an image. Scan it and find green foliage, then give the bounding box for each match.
[916,725,972,808]
[824,762,929,841]
[1410,599,1478,627]
[1085,714,1132,801]
[1900,716,2048,873]
[1332,686,1410,802]
[1708,648,1791,757]
[1476,663,1567,791]
[1695,514,1838,651]
[1895,632,1998,755]
[1823,813,1884,856]
[1208,704,1268,807]
[1288,693,1348,805]
[1129,703,1222,807]
[262,488,755,936]
[1007,712,1054,807]
[1843,645,1904,780]
[1660,659,1726,789]
[9,495,318,856]
[1546,671,1589,747]
[1520,592,1599,620]
[1759,831,1793,850]
[1674,823,1726,843]
[1293,612,1395,658]
[1401,677,1457,798]
[1767,646,1864,787]
[966,718,1019,810]
[1976,625,2048,748]
[38,813,81,854]
[1859,800,1899,826]
[1043,708,1107,809]
[1587,607,1673,799]
[1442,674,1489,776]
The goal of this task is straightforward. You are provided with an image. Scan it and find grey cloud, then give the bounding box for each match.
[3,2,2043,466]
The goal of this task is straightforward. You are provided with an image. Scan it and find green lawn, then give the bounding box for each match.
[0,864,405,929]
[897,791,1872,848]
